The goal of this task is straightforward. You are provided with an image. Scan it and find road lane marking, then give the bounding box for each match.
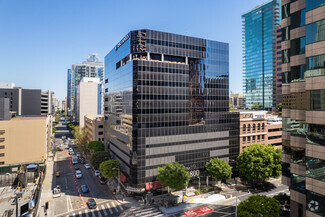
[96,206,102,217]
[118,205,124,211]
[106,203,113,214]
[112,201,119,212]
[67,195,74,212]
[79,211,82,215]
[91,210,96,217]
[101,205,108,216]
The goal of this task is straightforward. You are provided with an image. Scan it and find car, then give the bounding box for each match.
[94,170,101,176]
[79,158,85,164]
[56,171,60,177]
[98,176,107,185]
[87,199,97,209]
[81,185,89,193]
[75,164,80,170]
[85,164,91,169]
[76,153,81,158]
[76,170,82,178]
[70,151,75,155]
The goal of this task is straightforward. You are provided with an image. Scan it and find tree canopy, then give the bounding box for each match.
[157,162,190,190]
[237,143,282,183]
[90,151,111,169]
[237,195,281,217]
[99,160,120,178]
[252,104,263,110]
[72,126,88,154]
[87,141,105,152]
[205,158,232,182]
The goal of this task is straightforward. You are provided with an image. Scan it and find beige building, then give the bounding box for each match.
[84,114,104,143]
[230,94,245,109]
[0,116,51,166]
[239,111,282,153]
[76,77,102,128]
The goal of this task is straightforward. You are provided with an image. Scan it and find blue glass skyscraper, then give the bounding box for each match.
[242,0,281,110]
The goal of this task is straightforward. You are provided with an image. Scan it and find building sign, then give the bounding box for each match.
[125,187,145,193]
[189,170,200,177]
[115,34,130,51]
[145,180,162,190]
[183,206,213,217]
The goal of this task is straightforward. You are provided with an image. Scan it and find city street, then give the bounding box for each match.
[52,118,125,217]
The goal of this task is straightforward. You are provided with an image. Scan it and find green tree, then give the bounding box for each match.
[99,160,120,178]
[205,158,232,182]
[72,126,88,154]
[237,143,282,183]
[277,103,283,112]
[87,141,105,153]
[55,114,61,123]
[252,104,262,110]
[158,162,190,190]
[229,104,235,112]
[90,151,111,169]
[52,127,57,133]
[237,195,281,217]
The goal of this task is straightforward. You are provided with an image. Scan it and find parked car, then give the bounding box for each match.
[94,170,101,177]
[98,176,107,184]
[75,164,80,170]
[81,185,89,193]
[76,170,82,179]
[87,199,97,209]
[76,152,81,158]
[79,158,85,164]
[85,164,91,169]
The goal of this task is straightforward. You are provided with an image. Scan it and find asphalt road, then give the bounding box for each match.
[52,118,124,217]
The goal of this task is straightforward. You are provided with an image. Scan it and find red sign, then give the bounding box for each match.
[145,180,162,190]
[183,206,213,217]
[120,173,127,183]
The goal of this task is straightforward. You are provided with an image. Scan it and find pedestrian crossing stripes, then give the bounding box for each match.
[59,200,124,217]
[129,206,164,217]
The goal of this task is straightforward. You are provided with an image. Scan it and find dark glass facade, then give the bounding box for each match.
[104,29,239,188]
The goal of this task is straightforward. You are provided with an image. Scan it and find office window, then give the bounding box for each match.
[98,131,103,135]
[306,0,325,11]
[306,54,325,70]
[309,90,325,111]
[0,153,4,157]
[282,49,290,63]
[0,162,4,165]
[306,19,325,44]
[98,125,104,129]
[0,146,4,149]
[282,4,290,18]
[282,26,290,41]
[290,9,306,29]
[247,136,251,143]
[290,37,306,55]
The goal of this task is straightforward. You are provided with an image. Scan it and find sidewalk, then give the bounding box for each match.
[38,154,55,217]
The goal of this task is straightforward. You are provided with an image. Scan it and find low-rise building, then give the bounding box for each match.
[230,94,245,109]
[84,114,104,143]
[239,111,282,152]
[0,116,51,167]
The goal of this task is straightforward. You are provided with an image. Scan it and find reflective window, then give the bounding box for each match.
[282,26,290,41]
[306,54,325,70]
[290,37,306,55]
[306,19,325,44]
[282,4,290,18]
[291,173,306,193]
[306,0,325,11]
[307,124,325,147]
[282,162,291,177]
[306,157,325,182]
[308,90,325,111]
[243,124,246,132]
[247,124,251,132]
[291,147,306,165]
[282,49,290,63]
[306,190,325,216]
[290,9,306,29]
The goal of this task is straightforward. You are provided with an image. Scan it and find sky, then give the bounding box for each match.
[0,0,267,101]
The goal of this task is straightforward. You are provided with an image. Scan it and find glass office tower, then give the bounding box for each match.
[281,0,325,216]
[242,0,281,110]
[104,29,239,189]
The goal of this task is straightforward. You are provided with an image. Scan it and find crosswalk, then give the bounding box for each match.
[59,200,124,217]
[128,206,164,217]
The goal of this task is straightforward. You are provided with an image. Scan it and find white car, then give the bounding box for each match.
[85,164,91,169]
[76,170,82,179]
[95,170,101,176]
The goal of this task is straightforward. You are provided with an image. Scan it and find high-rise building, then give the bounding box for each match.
[67,54,104,112]
[75,77,103,128]
[275,26,283,107]
[242,0,281,110]
[104,29,239,189]
[281,0,325,216]
[0,84,54,116]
